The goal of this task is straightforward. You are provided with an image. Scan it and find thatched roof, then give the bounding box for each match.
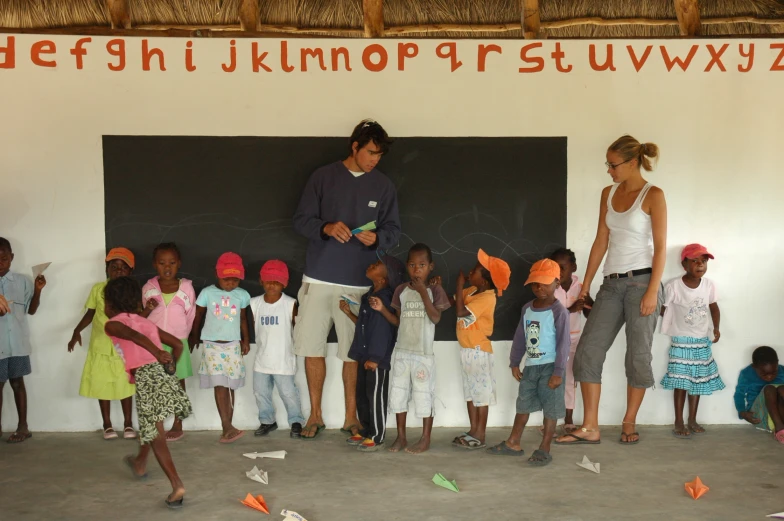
[1,0,783,38]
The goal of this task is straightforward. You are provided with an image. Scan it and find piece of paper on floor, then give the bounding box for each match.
[32,262,51,278]
[684,476,709,500]
[576,455,600,474]
[281,509,308,521]
[766,513,784,518]
[432,473,459,493]
[241,493,270,514]
[246,465,269,484]
[243,450,287,460]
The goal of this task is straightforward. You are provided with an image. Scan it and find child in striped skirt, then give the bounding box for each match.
[660,244,724,439]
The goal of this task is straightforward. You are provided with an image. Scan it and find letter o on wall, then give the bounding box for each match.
[362,44,388,72]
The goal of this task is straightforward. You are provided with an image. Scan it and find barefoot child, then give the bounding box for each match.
[189,252,250,443]
[451,249,510,450]
[487,259,570,466]
[660,244,724,438]
[68,247,137,440]
[141,243,196,441]
[375,243,450,454]
[0,237,46,443]
[250,260,305,439]
[103,276,192,509]
[734,346,784,443]
[343,254,405,452]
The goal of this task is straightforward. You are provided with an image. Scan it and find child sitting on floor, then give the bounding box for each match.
[734,345,784,443]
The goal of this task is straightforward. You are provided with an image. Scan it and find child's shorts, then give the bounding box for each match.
[198,341,246,389]
[750,383,784,432]
[460,348,496,407]
[0,355,31,382]
[516,362,565,420]
[135,362,193,444]
[388,350,436,418]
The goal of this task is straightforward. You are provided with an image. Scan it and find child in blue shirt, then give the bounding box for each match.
[0,237,46,443]
[734,345,784,443]
[487,259,570,466]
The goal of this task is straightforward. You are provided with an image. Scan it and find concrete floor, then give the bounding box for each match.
[0,426,781,521]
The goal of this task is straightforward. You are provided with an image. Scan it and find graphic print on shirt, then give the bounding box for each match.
[684,297,708,327]
[213,296,236,322]
[257,314,280,326]
[525,320,542,359]
[402,299,426,319]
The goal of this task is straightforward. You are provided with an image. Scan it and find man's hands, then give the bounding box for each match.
[324,222,376,246]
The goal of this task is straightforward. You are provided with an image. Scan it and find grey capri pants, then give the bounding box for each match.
[573,273,663,389]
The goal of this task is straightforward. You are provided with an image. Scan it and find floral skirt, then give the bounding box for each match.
[135,363,193,444]
[198,341,246,389]
[660,336,725,395]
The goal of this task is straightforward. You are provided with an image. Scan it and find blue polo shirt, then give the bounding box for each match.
[0,272,33,360]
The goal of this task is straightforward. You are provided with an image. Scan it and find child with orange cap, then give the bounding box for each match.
[448,249,510,450]
[487,259,570,467]
[189,252,251,443]
[68,247,138,440]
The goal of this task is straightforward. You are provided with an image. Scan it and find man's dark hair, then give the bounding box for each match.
[408,243,433,263]
[349,119,392,155]
[752,345,779,366]
[0,237,11,253]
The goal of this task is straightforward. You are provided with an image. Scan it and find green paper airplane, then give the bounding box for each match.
[432,473,459,493]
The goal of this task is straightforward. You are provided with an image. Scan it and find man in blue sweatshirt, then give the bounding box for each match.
[292,119,401,439]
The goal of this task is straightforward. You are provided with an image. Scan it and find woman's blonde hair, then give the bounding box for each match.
[608,135,659,172]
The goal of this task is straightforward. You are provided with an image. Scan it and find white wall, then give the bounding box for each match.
[2,36,783,431]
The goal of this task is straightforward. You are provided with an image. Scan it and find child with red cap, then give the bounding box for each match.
[660,243,724,439]
[249,260,305,439]
[68,247,138,440]
[189,252,251,443]
[487,259,570,467]
[446,249,510,451]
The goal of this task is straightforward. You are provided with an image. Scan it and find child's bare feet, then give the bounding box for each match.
[405,437,430,454]
[687,422,706,434]
[388,437,407,452]
[123,455,147,478]
[219,427,245,443]
[7,424,31,444]
[166,419,185,441]
[672,422,691,438]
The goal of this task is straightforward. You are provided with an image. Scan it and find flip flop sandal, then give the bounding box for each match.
[7,432,32,444]
[485,441,525,456]
[218,430,245,444]
[554,431,601,445]
[123,427,137,440]
[671,429,692,439]
[357,440,381,452]
[454,435,486,450]
[166,431,185,442]
[301,424,326,440]
[688,425,706,435]
[164,497,184,509]
[340,424,361,436]
[346,435,365,446]
[619,431,640,445]
[527,449,553,467]
[123,455,148,480]
[103,428,118,440]
[562,424,578,434]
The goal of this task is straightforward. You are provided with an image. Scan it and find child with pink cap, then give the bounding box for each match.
[189,252,251,443]
[249,260,305,439]
[660,243,724,439]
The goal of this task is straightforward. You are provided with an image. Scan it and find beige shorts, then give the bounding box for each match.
[293,282,366,362]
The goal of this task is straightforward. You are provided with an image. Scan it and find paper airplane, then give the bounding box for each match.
[246,465,269,484]
[281,510,308,521]
[32,262,51,278]
[351,221,377,235]
[241,493,270,514]
[340,294,359,306]
[576,455,600,474]
[243,450,287,460]
[684,476,709,500]
[432,473,459,493]
[766,513,784,519]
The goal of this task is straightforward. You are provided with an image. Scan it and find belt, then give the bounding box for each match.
[604,268,652,280]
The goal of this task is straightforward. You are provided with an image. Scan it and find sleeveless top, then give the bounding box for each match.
[603,182,654,276]
[250,293,296,375]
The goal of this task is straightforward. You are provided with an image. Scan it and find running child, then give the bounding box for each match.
[487,259,570,466]
[103,276,192,509]
[68,247,137,440]
[734,346,784,443]
[660,244,724,438]
[189,252,251,443]
[0,237,47,443]
[250,260,305,439]
[343,254,405,452]
[141,242,196,442]
[374,243,451,454]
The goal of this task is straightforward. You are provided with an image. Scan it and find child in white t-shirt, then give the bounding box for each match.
[660,244,724,439]
[250,260,304,438]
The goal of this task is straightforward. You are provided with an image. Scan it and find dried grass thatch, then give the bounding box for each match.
[0,0,782,37]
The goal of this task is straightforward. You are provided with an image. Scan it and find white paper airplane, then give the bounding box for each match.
[32,262,51,278]
[243,450,287,460]
[576,455,600,474]
[245,465,268,484]
[766,513,784,519]
[281,509,308,521]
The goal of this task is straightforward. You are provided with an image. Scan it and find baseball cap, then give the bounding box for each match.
[478,249,511,296]
[525,258,560,286]
[216,252,245,280]
[681,244,714,262]
[380,254,405,289]
[105,247,135,269]
[260,260,289,287]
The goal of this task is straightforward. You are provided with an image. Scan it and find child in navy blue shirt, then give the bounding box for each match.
[342,254,404,452]
[734,346,784,443]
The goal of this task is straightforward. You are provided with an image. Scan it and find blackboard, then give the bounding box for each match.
[103,136,566,341]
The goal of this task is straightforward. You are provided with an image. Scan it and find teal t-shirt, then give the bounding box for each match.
[196,285,250,342]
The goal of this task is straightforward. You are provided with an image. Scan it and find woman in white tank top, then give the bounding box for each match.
[556,135,667,447]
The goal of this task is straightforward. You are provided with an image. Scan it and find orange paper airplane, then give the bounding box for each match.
[241,493,270,514]
[684,477,709,500]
